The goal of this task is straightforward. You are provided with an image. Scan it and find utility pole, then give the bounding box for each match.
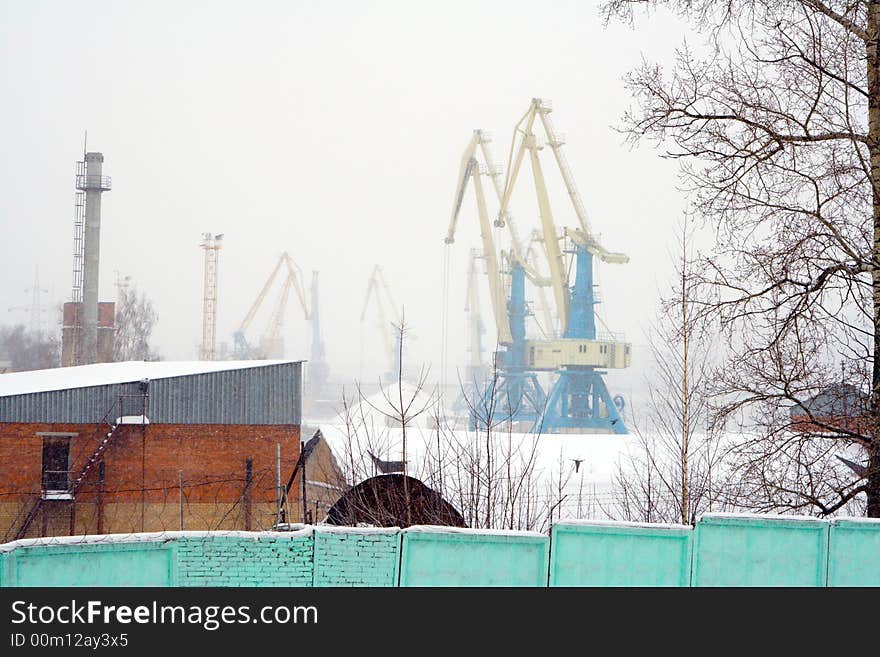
[301,453,308,524]
[178,470,184,531]
[26,266,49,337]
[276,443,282,527]
[9,266,49,337]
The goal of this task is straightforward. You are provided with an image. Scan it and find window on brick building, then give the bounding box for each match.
[40,435,72,493]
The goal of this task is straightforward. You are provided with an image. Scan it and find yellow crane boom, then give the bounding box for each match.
[445,132,513,345]
[499,99,629,332]
[236,251,309,359]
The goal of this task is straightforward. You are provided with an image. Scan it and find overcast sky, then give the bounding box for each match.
[1,0,692,394]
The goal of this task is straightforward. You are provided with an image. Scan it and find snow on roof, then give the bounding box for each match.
[0,359,299,397]
[117,415,150,425]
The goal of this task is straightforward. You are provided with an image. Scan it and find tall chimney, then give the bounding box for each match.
[76,152,111,364]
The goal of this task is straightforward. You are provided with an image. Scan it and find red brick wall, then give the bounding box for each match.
[0,422,301,539]
[789,415,871,435]
[61,302,115,328]
[60,302,115,363]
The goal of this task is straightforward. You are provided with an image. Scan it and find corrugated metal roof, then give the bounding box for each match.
[0,360,302,425]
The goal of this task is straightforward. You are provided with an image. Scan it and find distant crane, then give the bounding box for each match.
[360,265,402,382]
[233,252,309,360]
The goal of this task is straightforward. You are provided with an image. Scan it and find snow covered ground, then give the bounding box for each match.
[315,421,635,512]
[304,381,645,530]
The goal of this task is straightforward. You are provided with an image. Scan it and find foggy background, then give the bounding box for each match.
[1,1,690,405]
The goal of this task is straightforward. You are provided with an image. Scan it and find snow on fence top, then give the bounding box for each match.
[697,511,828,523]
[553,519,692,531]
[312,525,402,535]
[829,516,880,525]
[0,359,298,397]
[0,527,315,553]
[404,525,547,538]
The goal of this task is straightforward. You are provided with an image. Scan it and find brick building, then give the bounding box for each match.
[789,383,871,435]
[0,360,303,541]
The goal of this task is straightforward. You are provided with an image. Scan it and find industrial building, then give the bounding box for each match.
[789,383,871,435]
[0,359,304,541]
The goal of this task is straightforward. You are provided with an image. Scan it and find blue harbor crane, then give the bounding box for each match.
[496,98,631,433]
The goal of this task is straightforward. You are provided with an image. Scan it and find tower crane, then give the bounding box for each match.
[497,98,631,433]
[233,252,309,360]
[361,265,403,382]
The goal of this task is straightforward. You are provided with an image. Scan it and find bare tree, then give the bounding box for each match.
[113,285,159,361]
[449,359,553,529]
[604,0,880,516]
[353,316,437,526]
[330,333,558,531]
[0,324,59,371]
[612,221,730,524]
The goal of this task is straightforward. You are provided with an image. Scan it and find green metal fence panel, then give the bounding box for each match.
[10,542,173,587]
[399,526,550,587]
[313,527,400,587]
[828,518,880,587]
[693,514,829,587]
[550,521,693,587]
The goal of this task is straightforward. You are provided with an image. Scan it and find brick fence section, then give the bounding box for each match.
[175,531,314,587]
[313,526,400,587]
